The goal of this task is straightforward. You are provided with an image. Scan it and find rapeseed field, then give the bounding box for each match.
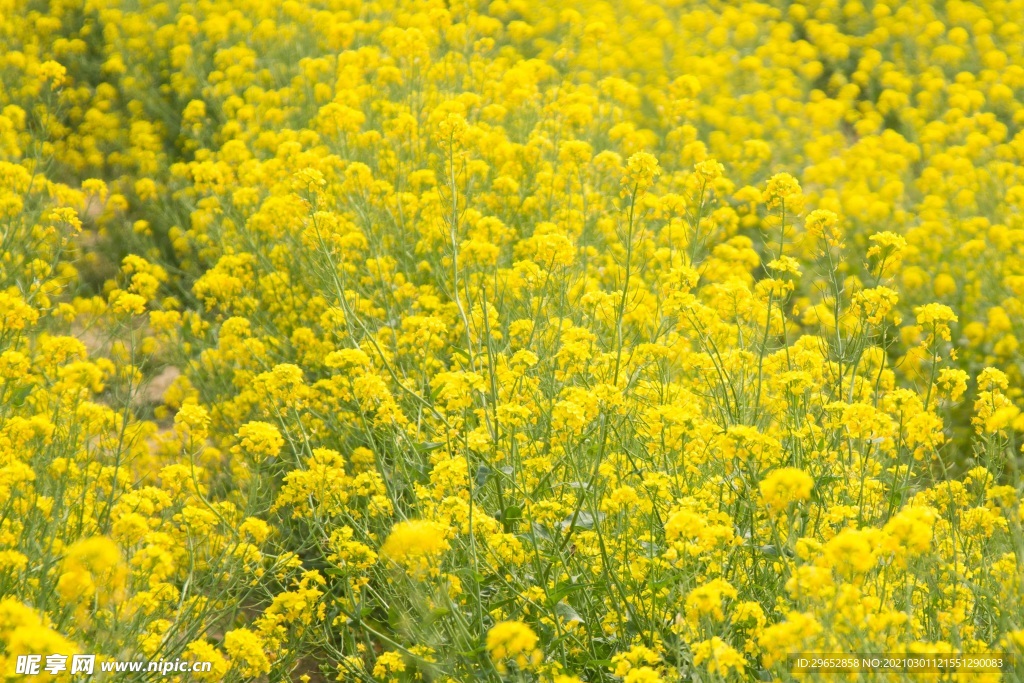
[2,0,1024,680]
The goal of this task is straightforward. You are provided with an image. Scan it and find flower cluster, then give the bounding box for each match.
[2,0,1024,681]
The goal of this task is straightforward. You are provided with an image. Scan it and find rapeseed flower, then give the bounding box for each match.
[759,467,814,511]
[486,620,542,673]
[3,0,1024,679]
[379,520,450,575]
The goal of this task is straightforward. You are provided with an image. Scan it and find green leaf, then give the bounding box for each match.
[8,385,30,408]
[425,607,450,625]
[501,505,522,523]
[560,510,604,531]
[554,601,584,624]
[548,579,589,603]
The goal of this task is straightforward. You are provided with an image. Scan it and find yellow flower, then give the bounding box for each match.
[56,536,127,609]
[915,303,957,344]
[329,526,378,572]
[184,640,230,681]
[233,421,284,462]
[978,367,1009,391]
[0,598,78,666]
[37,59,67,88]
[9,0,1024,677]
[823,528,882,576]
[851,286,901,325]
[611,645,662,677]
[109,290,147,316]
[223,628,270,677]
[935,368,969,401]
[379,520,450,575]
[883,506,937,561]
[762,173,803,212]
[694,158,724,183]
[622,151,661,196]
[785,565,836,602]
[759,468,814,511]
[624,667,662,683]
[684,579,738,626]
[0,291,40,331]
[175,403,210,442]
[47,207,83,233]
[866,231,908,264]
[373,651,406,682]
[804,209,841,242]
[692,637,746,677]
[486,620,542,673]
[239,517,272,544]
